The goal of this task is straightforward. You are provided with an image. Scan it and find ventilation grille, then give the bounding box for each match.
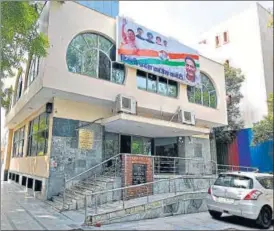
[122,97,131,110]
[184,111,192,122]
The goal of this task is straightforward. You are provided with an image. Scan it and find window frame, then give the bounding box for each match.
[136,69,179,98]
[27,56,40,87]
[223,31,229,44]
[215,35,221,48]
[12,126,25,158]
[187,72,217,109]
[27,112,49,157]
[66,33,126,85]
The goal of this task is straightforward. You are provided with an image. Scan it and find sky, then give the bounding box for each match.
[120,1,273,48]
[0,1,273,140]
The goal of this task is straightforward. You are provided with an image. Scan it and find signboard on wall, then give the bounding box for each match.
[78,129,94,150]
[116,16,201,87]
[132,163,147,185]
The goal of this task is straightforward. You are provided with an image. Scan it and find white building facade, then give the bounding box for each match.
[198,2,273,128]
[3,1,227,199]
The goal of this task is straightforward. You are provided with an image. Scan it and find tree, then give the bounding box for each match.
[252,94,273,145]
[0,85,13,111]
[268,7,273,27]
[213,63,245,143]
[0,1,49,109]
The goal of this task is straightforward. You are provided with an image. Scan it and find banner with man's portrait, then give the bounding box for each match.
[116,16,201,87]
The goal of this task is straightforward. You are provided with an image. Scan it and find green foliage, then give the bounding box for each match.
[0,84,13,111]
[0,1,49,108]
[252,94,273,145]
[214,63,245,143]
[268,8,273,28]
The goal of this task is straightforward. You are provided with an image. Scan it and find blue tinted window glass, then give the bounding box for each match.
[77,1,119,18]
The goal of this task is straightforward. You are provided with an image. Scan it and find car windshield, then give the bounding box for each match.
[256,176,273,189]
[214,174,253,189]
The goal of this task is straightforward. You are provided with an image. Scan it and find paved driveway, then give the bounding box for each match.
[1,181,273,230]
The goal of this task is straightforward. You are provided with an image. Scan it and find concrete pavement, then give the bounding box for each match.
[1,181,273,230]
[1,181,83,230]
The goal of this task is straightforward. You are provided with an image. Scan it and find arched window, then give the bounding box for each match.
[66,33,125,84]
[187,72,217,108]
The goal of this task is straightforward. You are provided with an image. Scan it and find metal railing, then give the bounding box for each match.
[62,153,259,211]
[216,164,259,173]
[152,155,217,175]
[152,156,259,175]
[82,175,217,224]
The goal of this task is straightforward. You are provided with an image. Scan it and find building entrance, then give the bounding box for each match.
[120,135,131,153]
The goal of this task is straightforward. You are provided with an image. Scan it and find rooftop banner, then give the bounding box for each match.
[116,16,201,87]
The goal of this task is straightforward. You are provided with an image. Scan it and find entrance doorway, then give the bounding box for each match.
[120,135,131,153]
[154,137,178,174]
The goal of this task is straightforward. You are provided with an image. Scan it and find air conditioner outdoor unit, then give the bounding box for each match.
[180,110,196,125]
[115,94,137,115]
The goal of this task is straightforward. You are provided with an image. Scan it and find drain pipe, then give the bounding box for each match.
[75,117,104,130]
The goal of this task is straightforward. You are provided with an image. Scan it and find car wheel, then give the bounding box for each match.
[256,206,272,229]
[209,210,222,219]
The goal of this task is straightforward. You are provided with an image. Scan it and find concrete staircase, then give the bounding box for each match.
[47,175,121,211]
[47,157,122,211]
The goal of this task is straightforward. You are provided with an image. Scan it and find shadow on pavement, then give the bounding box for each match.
[216,215,274,230]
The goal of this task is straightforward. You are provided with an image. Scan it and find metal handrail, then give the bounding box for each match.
[66,154,217,184]
[217,164,259,172]
[62,153,259,211]
[65,153,122,184]
[88,175,214,197]
[83,175,217,223]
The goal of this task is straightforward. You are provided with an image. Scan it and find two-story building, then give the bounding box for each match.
[3,1,227,200]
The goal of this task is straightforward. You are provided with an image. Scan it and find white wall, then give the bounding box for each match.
[257,4,273,99]
[198,3,271,128]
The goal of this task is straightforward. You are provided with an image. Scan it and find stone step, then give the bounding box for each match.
[78,181,101,188]
[74,185,95,193]
[65,189,86,199]
[80,181,101,187]
[52,195,73,205]
[75,184,96,192]
[46,199,70,211]
[62,191,84,201]
[96,178,116,184]
[69,186,108,198]
[76,181,107,190]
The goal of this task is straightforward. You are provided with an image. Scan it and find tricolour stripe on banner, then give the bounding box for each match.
[118,49,199,60]
[122,58,200,67]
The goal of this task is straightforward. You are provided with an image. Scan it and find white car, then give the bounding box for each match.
[206,172,273,229]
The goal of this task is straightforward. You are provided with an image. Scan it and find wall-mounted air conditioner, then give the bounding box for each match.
[180,110,196,125]
[115,94,137,115]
